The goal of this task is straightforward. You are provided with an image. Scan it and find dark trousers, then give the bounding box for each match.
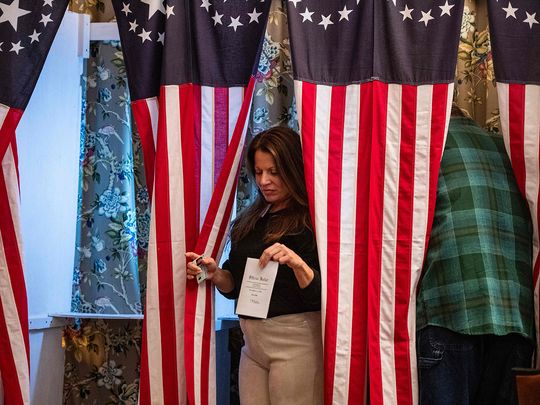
[417,326,534,405]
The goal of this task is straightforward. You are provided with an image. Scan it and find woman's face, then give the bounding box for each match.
[254,150,290,211]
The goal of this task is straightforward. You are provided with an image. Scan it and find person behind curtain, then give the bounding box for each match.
[416,105,535,405]
[186,127,323,405]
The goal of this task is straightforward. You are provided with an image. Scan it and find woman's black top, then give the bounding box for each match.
[219,210,321,318]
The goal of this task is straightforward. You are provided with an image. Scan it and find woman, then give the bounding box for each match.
[186,127,323,405]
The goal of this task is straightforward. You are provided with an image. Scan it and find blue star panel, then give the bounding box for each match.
[112,0,272,102]
[0,0,69,110]
[488,0,540,84]
[287,0,464,85]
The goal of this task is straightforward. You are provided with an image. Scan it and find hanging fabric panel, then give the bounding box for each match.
[487,0,540,367]
[0,139,26,405]
[0,1,69,403]
[112,1,271,403]
[286,1,463,404]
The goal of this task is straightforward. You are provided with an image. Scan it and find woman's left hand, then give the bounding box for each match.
[259,243,315,288]
[259,243,305,273]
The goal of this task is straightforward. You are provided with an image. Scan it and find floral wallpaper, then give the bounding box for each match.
[69,0,115,22]
[63,319,141,404]
[64,0,501,403]
[455,0,500,132]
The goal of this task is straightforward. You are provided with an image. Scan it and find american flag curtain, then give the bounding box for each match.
[0,1,68,403]
[112,0,270,403]
[287,1,462,404]
[488,0,540,367]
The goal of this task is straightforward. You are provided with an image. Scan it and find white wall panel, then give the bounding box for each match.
[16,11,87,405]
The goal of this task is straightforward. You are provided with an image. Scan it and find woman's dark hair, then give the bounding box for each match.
[231,126,312,243]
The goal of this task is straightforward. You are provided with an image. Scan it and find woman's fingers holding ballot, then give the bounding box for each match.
[259,243,305,271]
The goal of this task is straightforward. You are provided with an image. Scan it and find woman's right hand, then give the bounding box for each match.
[185,252,218,281]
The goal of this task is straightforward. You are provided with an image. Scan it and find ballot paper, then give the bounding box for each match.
[236,258,279,319]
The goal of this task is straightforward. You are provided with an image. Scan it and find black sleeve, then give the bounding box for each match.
[216,259,240,300]
[299,267,321,307]
[289,229,321,307]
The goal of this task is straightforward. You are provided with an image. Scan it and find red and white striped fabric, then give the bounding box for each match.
[111,0,270,400]
[137,80,254,405]
[0,107,23,164]
[0,106,30,405]
[296,80,452,405]
[497,83,540,367]
[131,97,159,200]
[0,1,80,401]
